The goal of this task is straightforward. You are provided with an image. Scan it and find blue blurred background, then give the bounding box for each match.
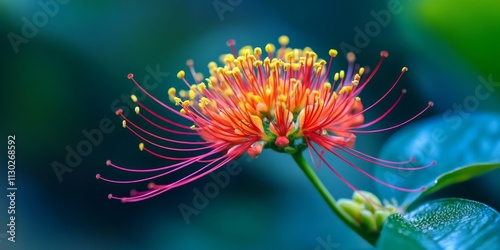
[1,0,499,249]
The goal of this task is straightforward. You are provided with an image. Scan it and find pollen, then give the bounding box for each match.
[177,70,185,79]
[122,120,127,128]
[130,95,138,103]
[188,90,196,100]
[173,97,182,105]
[168,87,176,98]
[138,142,144,151]
[323,82,332,90]
[254,47,262,56]
[190,125,196,130]
[339,86,353,95]
[224,54,235,63]
[265,43,275,54]
[329,49,338,57]
[134,107,140,114]
[279,35,289,46]
[239,46,253,56]
[197,82,206,92]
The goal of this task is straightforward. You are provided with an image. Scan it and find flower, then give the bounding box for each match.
[97,36,434,202]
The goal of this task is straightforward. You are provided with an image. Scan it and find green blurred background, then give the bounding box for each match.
[1,0,499,249]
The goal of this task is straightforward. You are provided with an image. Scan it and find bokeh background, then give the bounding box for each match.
[1,0,499,249]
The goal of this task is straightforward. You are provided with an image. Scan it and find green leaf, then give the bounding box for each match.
[374,112,500,206]
[377,198,500,250]
[417,163,500,201]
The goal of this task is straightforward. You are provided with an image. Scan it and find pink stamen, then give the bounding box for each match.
[309,140,426,192]
[351,101,434,133]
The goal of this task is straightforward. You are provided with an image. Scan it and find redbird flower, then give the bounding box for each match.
[97,36,434,202]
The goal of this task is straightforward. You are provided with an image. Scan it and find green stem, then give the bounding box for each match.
[291,151,378,246]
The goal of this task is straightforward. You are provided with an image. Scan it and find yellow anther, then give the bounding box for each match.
[173,97,182,105]
[180,108,187,114]
[138,142,144,151]
[182,100,191,106]
[329,49,338,57]
[252,95,263,103]
[188,90,196,100]
[190,125,196,130]
[254,60,263,67]
[239,45,253,56]
[355,97,361,102]
[402,67,408,72]
[264,58,271,67]
[179,90,187,98]
[359,67,365,76]
[232,67,241,74]
[340,70,345,79]
[265,43,275,54]
[197,82,206,92]
[339,86,353,95]
[323,82,332,90]
[292,63,301,71]
[352,80,359,86]
[199,97,210,108]
[208,61,217,69]
[122,120,127,128]
[319,59,326,66]
[177,70,185,79]
[134,106,140,114]
[130,95,138,103]
[306,57,314,67]
[334,72,339,81]
[168,87,176,97]
[354,74,361,81]
[265,88,272,96]
[223,54,235,64]
[284,63,290,71]
[254,47,262,56]
[278,35,289,46]
[269,62,276,69]
[312,90,320,96]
